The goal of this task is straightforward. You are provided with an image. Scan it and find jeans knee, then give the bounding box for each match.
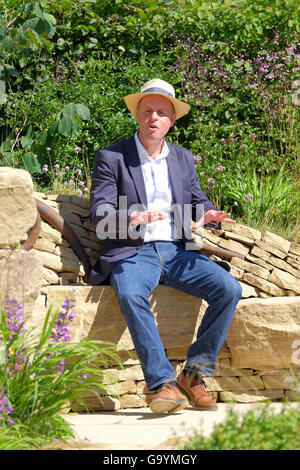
[215,275,242,304]
[227,278,242,302]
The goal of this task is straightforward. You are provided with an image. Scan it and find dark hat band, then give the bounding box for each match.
[142,87,174,97]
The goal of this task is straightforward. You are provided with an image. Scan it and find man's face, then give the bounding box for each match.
[135,94,176,145]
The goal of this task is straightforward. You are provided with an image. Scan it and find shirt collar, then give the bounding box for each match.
[134,131,169,162]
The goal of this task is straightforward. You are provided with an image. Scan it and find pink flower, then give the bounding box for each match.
[233,201,238,206]
[75,146,81,152]
[218,165,225,171]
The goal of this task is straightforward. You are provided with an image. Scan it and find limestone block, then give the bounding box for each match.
[120,394,148,408]
[204,376,241,391]
[0,248,43,318]
[238,375,265,390]
[231,257,270,280]
[245,254,273,270]
[43,285,208,364]
[242,273,285,296]
[255,240,286,259]
[0,167,37,246]
[34,237,56,254]
[224,231,255,247]
[72,396,120,412]
[267,256,300,279]
[59,202,89,218]
[43,267,61,285]
[239,282,258,298]
[35,249,85,275]
[203,229,221,245]
[59,208,81,226]
[262,374,298,391]
[290,242,300,257]
[230,265,244,280]
[40,220,63,245]
[70,195,90,210]
[251,245,270,262]
[286,256,300,271]
[269,267,300,294]
[218,238,250,256]
[221,222,261,240]
[105,380,137,395]
[220,390,284,403]
[262,231,291,254]
[226,297,300,369]
[103,365,144,384]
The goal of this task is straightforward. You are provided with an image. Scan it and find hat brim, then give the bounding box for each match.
[124,92,190,120]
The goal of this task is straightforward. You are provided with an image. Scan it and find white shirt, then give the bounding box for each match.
[134,132,175,242]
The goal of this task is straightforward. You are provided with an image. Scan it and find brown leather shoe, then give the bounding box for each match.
[149,383,189,414]
[177,371,218,411]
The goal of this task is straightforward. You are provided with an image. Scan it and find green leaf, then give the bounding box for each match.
[58,115,72,137]
[0,35,14,52]
[75,103,91,120]
[20,152,42,174]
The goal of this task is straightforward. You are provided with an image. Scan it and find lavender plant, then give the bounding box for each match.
[0,294,121,448]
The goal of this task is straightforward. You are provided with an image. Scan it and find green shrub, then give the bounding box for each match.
[0,294,121,449]
[181,404,300,450]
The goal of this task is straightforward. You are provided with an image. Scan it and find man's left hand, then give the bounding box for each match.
[190,209,236,231]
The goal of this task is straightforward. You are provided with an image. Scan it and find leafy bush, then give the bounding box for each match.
[0,294,121,449]
[0,0,299,238]
[181,404,300,450]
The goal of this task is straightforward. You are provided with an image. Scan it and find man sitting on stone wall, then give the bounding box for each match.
[89,79,242,414]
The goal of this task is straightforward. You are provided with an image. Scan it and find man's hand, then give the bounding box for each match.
[129,210,168,227]
[190,209,235,231]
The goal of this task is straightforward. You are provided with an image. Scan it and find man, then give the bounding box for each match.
[89,79,242,414]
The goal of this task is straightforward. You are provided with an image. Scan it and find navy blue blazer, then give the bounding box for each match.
[89,135,218,285]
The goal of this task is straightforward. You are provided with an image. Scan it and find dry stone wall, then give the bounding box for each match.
[0,167,299,409]
[31,191,300,409]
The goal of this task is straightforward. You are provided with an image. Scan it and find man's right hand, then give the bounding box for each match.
[129,210,168,227]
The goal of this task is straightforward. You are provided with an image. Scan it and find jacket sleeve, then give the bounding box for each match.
[89,150,131,237]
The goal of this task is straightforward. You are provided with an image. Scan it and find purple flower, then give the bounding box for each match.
[218,165,225,171]
[0,392,14,425]
[75,146,81,152]
[53,164,59,170]
[208,178,215,185]
[245,193,253,199]
[4,298,26,340]
[46,147,52,152]
[49,295,76,345]
[64,166,70,171]
[194,155,202,164]
[233,201,238,206]
[77,189,83,196]
[42,164,48,173]
[75,168,82,176]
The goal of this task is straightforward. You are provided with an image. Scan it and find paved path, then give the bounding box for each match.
[49,402,298,450]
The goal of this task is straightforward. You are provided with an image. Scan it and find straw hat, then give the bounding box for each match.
[124,79,190,119]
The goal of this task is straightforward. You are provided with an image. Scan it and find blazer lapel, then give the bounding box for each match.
[166,145,182,206]
[124,137,148,208]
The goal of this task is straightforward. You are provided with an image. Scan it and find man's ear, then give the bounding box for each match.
[170,114,177,127]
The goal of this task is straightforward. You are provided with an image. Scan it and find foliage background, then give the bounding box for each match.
[0,0,299,239]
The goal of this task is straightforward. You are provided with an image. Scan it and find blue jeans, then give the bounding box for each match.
[110,241,242,390]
